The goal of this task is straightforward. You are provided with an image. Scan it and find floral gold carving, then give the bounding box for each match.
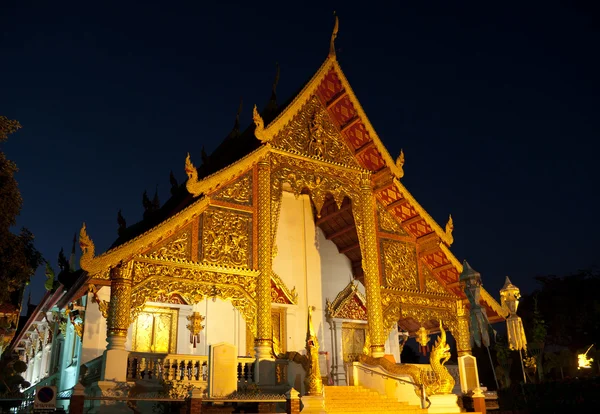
[271,95,359,168]
[326,281,367,321]
[377,202,408,235]
[107,261,134,338]
[200,208,251,268]
[423,266,450,295]
[271,273,297,304]
[256,158,273,349]
[381,240,418,289]
[149,231,191,261]
[212,173,252,205]
[130,277,257,335]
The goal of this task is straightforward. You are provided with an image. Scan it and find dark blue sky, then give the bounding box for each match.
[2,1,599,305]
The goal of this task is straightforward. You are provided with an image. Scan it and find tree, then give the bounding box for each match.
[0,116,43,305]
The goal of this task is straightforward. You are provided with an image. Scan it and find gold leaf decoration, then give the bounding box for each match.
[200,208,252,268]
[381,240,418,289]
[377,202,408,236]
[211,173,253,205]
[271,95,359,167]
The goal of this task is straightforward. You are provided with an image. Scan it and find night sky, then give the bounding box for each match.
[2,1,599,306]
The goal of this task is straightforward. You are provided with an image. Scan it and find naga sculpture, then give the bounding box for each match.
[278,306,323,395]
[359,320,455,396]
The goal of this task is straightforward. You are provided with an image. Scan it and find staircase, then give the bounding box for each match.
[324,385,428,414]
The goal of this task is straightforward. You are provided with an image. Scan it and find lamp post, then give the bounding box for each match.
[500,276,527,383]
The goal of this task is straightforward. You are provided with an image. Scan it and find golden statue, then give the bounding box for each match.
[280,306,323,395]
[359,320,455,395]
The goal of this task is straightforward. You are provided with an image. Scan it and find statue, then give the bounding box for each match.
[281,306,323,395]
[308,109,326,158]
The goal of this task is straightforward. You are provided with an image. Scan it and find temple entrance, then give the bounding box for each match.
[341,322,366,363]
[132,306,178,353]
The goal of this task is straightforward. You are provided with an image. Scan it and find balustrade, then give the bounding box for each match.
[126,353,257,388]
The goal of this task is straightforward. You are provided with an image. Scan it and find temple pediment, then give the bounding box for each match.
[326,281,367,321]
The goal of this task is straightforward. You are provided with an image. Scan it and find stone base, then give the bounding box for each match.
[428,393,461,413]
[86,380,134,414]
[300,394,326,413]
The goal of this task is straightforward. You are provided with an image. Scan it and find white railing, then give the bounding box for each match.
[126,353,256,387]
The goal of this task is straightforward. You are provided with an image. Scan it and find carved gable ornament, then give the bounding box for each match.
[271,95,359,168]
[142,227,192,261]
[210,171,253,206]
[326,281,367,321]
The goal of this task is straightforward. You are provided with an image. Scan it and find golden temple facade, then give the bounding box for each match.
[76,18,507,396]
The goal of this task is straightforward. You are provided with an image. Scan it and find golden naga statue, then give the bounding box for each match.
[280,306,323,395]
[359,321,455,396]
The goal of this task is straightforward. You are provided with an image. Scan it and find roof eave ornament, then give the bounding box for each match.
[253,104,272,143]
[444,214,454,246]
[79,222,96,271]
[329,13,339,58]
[395,149,405,179]
[184,153,202,196]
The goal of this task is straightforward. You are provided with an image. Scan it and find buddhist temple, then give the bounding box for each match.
[7,17,509,413]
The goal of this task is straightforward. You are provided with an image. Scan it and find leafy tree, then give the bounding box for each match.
[0,351,29,411]
[0,116,43,305]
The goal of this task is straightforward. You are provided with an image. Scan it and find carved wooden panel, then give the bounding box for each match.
[380,240,418,290]
[211,172,253,206]
[199,207,252,268]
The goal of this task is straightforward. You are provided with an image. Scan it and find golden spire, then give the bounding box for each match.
[395,149,405,178]
[329,13,339,57]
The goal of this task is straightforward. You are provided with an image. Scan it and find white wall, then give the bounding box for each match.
[81,287,109,364]
[273,191,356,372]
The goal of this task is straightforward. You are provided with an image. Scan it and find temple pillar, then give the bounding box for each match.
[455,300,472,357]
[101,261,133,381]
[255,158,275,382]
[356,173,385,358]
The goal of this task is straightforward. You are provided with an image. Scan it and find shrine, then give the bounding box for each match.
[8,17,510,413]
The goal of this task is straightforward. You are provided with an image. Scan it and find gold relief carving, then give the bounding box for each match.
[256,159,273,347]
[337,297,367,321]
[78,196,211,277]
[327,281,367,321]
[107,261,134,338]
[356,173,385,355]
[200,208,251,268]
[381,240,418,289]
[132,306,178,353]
[131,278,257,335]
[212,173,253,205]
[454,301,472,355]
[271,95,359,168]
[271,272,298,304]
[88,284,109,319]
[269,153,361,256]
[423,266,450,295]
[132,261,257,299]
[377,202,408,236]
[148,231,191,261]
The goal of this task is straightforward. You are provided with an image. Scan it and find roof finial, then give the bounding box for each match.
[445,214,454,246]
[395,149,405,178]
[329,12,339,57]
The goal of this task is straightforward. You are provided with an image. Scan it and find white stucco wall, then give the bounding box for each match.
[273,191,356,371]
[81,288,109,364]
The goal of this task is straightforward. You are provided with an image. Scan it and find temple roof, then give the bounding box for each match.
[80,21,507,322]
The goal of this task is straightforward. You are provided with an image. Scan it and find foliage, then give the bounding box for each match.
[519,269,600,353]
[0,351,29,410]
[0,116,44,305]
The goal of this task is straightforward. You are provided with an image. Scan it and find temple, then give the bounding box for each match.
[7,18,509,413]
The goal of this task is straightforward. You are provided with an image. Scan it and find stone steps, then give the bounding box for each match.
[323,385,428,413]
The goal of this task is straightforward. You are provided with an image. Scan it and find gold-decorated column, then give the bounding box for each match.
[102,260,134,381]
[255,157,273,359]
[455,300,472,356]
[357,172,386,358]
